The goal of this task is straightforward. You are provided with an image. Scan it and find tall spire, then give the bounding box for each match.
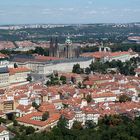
[49,37,54,57]
[55,37,58,49]
[50,37,53,48]
[54,37,58,57]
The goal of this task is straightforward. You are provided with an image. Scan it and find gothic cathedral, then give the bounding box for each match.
[49,37,81,58]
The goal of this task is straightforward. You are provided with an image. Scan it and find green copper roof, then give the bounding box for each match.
[65,37,72,45]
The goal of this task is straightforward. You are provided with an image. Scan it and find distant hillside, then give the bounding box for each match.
[0,23,140,43]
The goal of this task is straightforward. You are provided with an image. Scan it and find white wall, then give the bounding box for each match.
[44,59,94,74]
[94,96,116,103]
[17,58,94,75]
[0,131,9,140]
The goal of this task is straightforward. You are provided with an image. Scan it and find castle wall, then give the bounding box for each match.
[43,58,94,74]
[16,58,94,75]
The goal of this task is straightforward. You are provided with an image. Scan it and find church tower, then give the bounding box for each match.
[54,37,58,57]
[65,36,72,58]
[49,37,54,57]
[49,37,59,57]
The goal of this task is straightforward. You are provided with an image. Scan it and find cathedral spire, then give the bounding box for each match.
[50,37,53,48]
[55,37,58,49]
[49,37,54,57]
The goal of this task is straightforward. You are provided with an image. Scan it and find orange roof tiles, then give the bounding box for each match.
[82,106,99,114]
[60,72,81,78]
[61,109,75,120]
[0,126,6,132]
[34,55,63,61]
[81,51,130,59]
[135,68,140,73]
[92,92,116,98]
[0,53,9,58]
[83,80,95,86]
[110,102,140,111]
[100,109,117,116]
[38,102,56,113]
[16,105,33,112]
[17,112,60,127]
[0,110,4,115]
[9,67,31,75]
[0,41,15,50]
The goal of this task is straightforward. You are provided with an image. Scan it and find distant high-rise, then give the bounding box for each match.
[49,37,81,58]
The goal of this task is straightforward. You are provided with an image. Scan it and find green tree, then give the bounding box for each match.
[119,94,131,103]
[25,126,35,135]
[34,47,45,55]
[13,120,18,126]
[42,111,49,121]
[78,82,82,88]
[32,102,39,109]
[57,116,67,129]
[0,117,6,124]
[72,64,83,74]
[86,94,92,103]
[85,120,95,129]
[85,67,91,75]
[72,121,82,130]
[60,76,66,84]
[14,63,18,68]
[27,75,32,82]
[46,80,52,86]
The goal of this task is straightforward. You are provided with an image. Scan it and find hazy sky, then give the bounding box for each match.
[0,0,140,24]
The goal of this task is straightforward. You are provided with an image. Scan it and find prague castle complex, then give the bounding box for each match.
[49,37,81,58]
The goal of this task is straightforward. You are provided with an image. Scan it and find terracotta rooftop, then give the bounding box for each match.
[9,67,31,75]
[135,68,140,73]
[17,112,60,127]
[81,51,130,59]
[38,102,56,113]
[0,126,6,133]
[34,55,63,61]
[0,53,9,58]
[16,105,33,113]
[92,92,116,98]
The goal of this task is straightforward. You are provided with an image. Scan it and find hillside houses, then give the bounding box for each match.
[0,72,139,130]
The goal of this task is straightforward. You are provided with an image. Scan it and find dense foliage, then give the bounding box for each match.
[119,95,132,103]
[81,44,140,53]
[72,64,84,74]
[72,57,140,76]
[0,117,6,124]
[12,115,140,140]
[0,47,49,56]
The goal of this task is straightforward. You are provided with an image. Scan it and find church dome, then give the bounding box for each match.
[65,36,72,45]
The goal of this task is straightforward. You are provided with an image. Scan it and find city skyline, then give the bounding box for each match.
[0,0,140,25]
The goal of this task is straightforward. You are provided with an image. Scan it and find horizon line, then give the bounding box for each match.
[0,22,140,26]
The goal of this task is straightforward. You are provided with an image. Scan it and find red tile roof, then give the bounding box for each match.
[0,53,9,58]
[0,126,6,132]
[9,67,31,75]
[17,112,60,127]
[135,68,140,73]
[34,55,63,61]
[92,92,116,98]
[16,105,33,112]
[82,106,99,114]
[81,51,130,59]
[83,80,95,86]
[61,109,75,120]
[0,110,4,116]
[38,102,56,113]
